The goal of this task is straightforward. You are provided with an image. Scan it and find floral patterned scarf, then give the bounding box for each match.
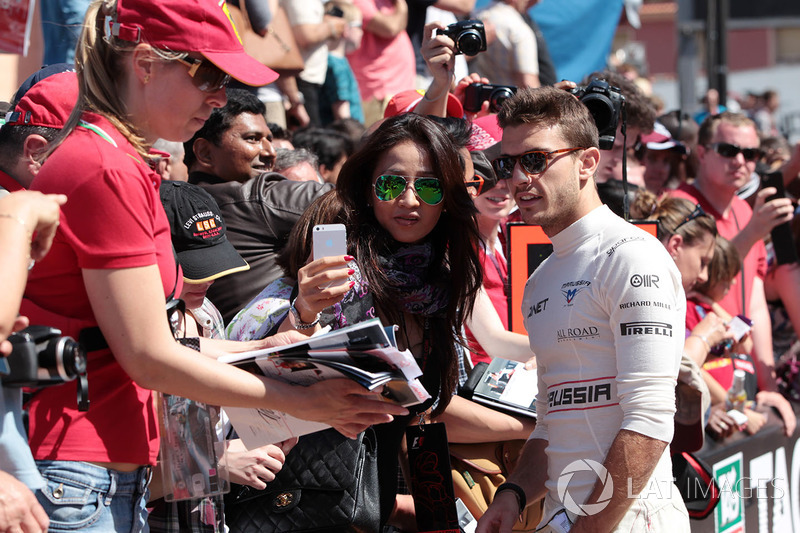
[377,242,449,318]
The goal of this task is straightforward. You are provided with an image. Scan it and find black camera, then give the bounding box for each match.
[436,19,486,56]
[3,326,86,387]
[569,78,625,150]
[463,83,517,113]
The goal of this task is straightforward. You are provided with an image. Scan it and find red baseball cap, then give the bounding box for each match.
[5,71,78,129]
[109,0,277,87]
[467,114,502,151]
[384,89,464,120]
[640,122,686,153]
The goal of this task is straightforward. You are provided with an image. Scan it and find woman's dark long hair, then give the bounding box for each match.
[336,113,482,414]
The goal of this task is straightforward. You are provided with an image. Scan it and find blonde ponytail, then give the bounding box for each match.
[44,0,186,161]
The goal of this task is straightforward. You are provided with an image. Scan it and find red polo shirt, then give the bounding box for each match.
[669,182,767,318]
[26,113,181,465]
[0,169,25,193]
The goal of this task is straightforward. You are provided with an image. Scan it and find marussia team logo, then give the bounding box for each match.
[561,280,591,305]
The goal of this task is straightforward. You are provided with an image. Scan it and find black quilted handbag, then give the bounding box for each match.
[224,427,380,533]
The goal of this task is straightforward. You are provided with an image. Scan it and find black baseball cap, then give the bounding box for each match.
[160,181,249,283]
[471,148,498,195]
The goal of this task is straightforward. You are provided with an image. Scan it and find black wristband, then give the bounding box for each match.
[496,482,526,515]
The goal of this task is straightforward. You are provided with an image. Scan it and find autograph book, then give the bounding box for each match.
[219,318,430,447]
[459,358,538,418]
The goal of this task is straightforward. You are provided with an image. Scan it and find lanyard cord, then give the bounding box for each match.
[483,239,509,297]
[730,208,747,313]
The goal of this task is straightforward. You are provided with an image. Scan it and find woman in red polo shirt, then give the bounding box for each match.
[25,0,405,530]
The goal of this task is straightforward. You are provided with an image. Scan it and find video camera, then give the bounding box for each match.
[1,325,89,410]
[569,78,625,150]
[436,20,486,56]
[463,83,517,113]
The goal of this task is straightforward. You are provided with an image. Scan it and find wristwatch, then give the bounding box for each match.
[289,298,320,330]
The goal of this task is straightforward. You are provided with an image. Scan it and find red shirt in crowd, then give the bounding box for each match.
[0,169,25,193]
[25,113,180,465]
[465,242,509,365]
[670,182,767,317]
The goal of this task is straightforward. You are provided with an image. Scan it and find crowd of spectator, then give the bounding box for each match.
[2,0,800,531]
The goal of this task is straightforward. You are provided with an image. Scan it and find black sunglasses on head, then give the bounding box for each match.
[673,203,708,233]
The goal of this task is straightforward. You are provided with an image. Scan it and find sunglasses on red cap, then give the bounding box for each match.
[175,56,231,93]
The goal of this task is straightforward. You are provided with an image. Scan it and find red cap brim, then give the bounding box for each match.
[203,51,279,87]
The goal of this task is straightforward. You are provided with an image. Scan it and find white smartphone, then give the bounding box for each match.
[313,224,347,260]
[313,224,348,289]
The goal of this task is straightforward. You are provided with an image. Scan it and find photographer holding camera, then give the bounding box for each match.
[416,20,492,119]
[0,189,65,533]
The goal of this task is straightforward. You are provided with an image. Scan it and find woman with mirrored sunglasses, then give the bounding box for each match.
[24,1,403,531]
[281,113,482,528]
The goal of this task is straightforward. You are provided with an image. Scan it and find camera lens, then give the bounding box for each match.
[40,336,86,382]
[580,94,615,133]
[61,339,87,377]
[457,30,483,56]
[489,87,515,113]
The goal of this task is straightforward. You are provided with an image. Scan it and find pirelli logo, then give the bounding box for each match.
[619,321,673,337]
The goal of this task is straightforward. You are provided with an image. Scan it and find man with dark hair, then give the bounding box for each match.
[267,122,294,150]
[0,68,77,533]
[187,89,332,322]
[291,127,353,183]
[0,71,78,193]
[478,87,687,532]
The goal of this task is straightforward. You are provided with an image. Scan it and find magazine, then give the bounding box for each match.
[459,358,538,418]
[220,318,430,448]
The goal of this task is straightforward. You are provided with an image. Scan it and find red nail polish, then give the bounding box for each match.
[344,255,354,261]
[349,280,355,288]
[347,268,355,275]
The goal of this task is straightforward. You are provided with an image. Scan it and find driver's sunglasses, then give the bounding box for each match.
[465,174,485,196]
[708,142,763,162]
[492,147,586,180]
[175,56,231,93]
[673,203,708,233]
[374,174,444,205]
